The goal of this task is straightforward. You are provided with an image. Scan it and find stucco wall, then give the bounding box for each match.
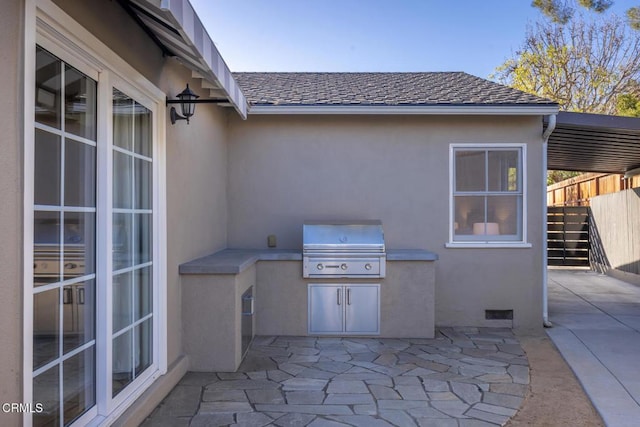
[0,1,25,424]
[227,114,544,330]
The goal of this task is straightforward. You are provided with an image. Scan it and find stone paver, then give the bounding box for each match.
[144,328,529,426]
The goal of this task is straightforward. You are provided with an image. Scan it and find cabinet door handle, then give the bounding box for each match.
[347,288,351,305]
[337,288,341,305]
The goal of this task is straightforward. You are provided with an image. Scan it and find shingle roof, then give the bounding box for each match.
[232,72,556,107]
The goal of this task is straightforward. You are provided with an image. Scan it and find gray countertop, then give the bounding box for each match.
[179,248,438,275]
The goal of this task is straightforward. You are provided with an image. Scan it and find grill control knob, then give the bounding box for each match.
[340,263,348,270]
[316,264,324,270]
[365,263,372,270]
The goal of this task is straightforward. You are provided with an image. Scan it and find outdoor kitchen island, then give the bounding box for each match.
[179,248,437,372]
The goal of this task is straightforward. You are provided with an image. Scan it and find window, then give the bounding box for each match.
[450,145,526,246]
[27,4,166,424]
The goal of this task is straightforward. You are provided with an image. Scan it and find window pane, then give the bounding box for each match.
[487,195,522,238]
[112,330,133,397]
[65,66,97,140]
[455,150,485,192]
[135,319,153,377]
[33,366,59,427]
[113,151,132,209]
[64,139,96,207]
[35,46,61,128]
[34,211,61,286]
[134,106,152,157]
[113,272,132,333]
[135,267,152,321]
[64,212,95,280]
[113,213,133,271]
[34,129,61,206]
[113,89,133,151]
[453,195,485,237]
[33,289,60,369]
[135,158,152,209]
[63,347,96,425]
[63,280,95,354]
[488,150,520,192]
[135,214,152,265]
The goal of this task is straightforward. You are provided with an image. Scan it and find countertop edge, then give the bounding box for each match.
[179,248,437,275]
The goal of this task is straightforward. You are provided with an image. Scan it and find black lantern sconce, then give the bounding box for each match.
[166,83,226,125]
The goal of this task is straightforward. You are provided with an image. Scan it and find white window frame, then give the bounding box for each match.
[24,1,167,426]
[446,143,531,248]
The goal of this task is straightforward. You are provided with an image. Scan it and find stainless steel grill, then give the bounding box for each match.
[302,220,386,278]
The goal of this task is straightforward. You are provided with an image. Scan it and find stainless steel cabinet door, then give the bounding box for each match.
[309,285,343,333]
[345,285,380,334]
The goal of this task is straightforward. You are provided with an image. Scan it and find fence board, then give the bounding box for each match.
[547,206,590,266]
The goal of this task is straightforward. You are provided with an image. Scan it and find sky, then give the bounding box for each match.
[190,0,638,79]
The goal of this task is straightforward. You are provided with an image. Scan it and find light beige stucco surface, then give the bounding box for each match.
[0,1,25,424]
[255,261,435,338]
[182,266,256,372]
[228,114,544,331]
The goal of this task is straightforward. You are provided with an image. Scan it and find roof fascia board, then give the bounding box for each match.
[144,0,247,118]
[246,105,560,115]
[556,111,640,132]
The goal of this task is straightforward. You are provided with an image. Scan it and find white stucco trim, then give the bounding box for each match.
[445,242,533,249]
[246,105,560,115]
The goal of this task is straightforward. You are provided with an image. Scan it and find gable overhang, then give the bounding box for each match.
[122,0,247,118]
[547,112,640,174]
[245,105,559,115]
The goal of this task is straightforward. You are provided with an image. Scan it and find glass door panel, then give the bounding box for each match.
[111,87,153,398]
[32,46,97,427]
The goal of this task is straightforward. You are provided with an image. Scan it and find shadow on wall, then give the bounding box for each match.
[589,207,610,274]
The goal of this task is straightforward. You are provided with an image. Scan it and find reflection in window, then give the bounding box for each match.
[32,46,97,426]
[35,46,61,128]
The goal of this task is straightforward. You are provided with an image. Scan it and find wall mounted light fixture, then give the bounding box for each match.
[166,83,227,125]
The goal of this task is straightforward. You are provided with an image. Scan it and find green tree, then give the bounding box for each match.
[500,5,640,184]
[617,93,640,116]
[629,6,640,30]
[493,15,640,115]
[547,170,582,185]
[531,0,640,26]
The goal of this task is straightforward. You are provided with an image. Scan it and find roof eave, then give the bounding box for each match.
[245,104,560,116]
[131,0,248,118]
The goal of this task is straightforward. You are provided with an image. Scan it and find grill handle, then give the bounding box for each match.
[337,288,341,305]
[347,288,351,305]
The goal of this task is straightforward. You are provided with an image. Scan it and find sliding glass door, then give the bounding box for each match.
[31,45,158,427]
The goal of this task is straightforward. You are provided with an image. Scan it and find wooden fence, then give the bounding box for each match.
[547,206,590,266]
[590,189,640,277]
[547,172,640,207]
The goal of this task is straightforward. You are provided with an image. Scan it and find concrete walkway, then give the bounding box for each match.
[547,268,640,427]
[144,328,530,426]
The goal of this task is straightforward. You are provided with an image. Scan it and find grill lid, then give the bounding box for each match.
[303,220,385,253]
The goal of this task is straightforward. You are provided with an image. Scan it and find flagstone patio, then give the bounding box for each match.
[143,328,529,427]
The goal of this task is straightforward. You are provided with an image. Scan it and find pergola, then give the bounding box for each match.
[547,112,640,175]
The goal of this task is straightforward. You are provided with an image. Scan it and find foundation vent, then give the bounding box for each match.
[485,309,513,320]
